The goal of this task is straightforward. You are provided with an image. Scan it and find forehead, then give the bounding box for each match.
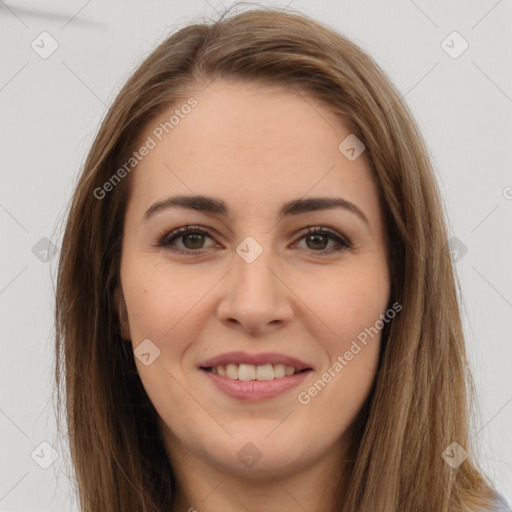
[126,80,379,220]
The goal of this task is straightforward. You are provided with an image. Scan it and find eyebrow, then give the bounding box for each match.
[143,194,370,226]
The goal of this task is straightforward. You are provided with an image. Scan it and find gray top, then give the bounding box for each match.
[491,493,511,511]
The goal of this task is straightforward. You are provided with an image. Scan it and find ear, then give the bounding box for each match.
[114,285,131,341]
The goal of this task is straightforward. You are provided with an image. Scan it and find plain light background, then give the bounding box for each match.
[1,1,511,510]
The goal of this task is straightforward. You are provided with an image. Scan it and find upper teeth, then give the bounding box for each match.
[211,363,297,380]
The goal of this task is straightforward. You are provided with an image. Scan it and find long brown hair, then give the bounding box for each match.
[55,6,497,511]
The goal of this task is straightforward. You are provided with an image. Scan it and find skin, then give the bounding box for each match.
[117,80,390,511]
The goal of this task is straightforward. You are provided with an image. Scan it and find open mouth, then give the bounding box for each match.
[200,363,311,381]
[197,352,314,400]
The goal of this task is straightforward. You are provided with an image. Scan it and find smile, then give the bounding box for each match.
[203,363,305,380]
[198,351,313,401]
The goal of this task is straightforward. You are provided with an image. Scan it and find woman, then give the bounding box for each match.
[54,6,509,511]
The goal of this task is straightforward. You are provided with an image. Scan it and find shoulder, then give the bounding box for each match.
[488,493,512,512]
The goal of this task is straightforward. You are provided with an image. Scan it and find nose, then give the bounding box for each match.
[216,245,294,336]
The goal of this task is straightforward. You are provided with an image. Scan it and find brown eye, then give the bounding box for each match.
[158,225,351,255]
[181,233,206,250]
[305,233,330,251]
[159,226,217,253]
[295,227,352,254]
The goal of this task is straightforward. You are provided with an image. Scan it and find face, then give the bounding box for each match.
[118,80,390,481]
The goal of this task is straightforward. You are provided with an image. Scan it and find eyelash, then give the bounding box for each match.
[156,225,352,255]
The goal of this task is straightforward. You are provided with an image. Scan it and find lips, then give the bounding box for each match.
[199,351,313,372]
[198,351,313,401]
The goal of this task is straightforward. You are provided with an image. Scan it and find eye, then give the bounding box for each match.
[156,225,352,255]
[294,226,352,254]
[157,226,218,253]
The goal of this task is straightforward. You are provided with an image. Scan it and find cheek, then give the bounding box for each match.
[299,270,389,419]
[294,261,390,348]
[121,256,218,342]
[292,260,388,406]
